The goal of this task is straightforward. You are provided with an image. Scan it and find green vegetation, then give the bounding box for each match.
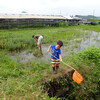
[0,50,50,99]
[0,22,47,29]
[78,47,100,66]
[77,24,100,32]
[0,25,100,99]
[58,21,69,27]
[87,18,99,25]
[65,47,100,99]
[0,27,86,51]
[33,48,43,57]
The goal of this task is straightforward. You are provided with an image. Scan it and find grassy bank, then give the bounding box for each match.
[0,47,100,99]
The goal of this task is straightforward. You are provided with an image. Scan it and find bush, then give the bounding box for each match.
[58,21,69,27]
[78,47,100,66]
[91,22,98,25]
[87,19,98,25]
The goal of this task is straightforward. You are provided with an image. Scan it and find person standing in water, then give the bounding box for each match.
[32,35,43,51]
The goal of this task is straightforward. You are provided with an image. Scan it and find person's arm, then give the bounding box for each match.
[35,38,38,45]
[47,45,51,53]
[59,54,62,62]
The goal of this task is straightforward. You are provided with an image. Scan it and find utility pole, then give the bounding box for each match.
[93,10,95,19]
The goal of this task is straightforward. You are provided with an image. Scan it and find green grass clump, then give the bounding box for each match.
[33,48,43,57]
[76,24,100,32]
[78,46,100,66]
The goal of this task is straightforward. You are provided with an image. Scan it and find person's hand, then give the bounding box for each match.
[47,50,50,53]
[60,59,62,62]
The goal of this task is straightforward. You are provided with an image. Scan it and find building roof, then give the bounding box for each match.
[0,14,66,19]
[72,17,82,20]
[64,16,73,19]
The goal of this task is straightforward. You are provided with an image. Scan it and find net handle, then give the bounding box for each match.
[49,52,76,70]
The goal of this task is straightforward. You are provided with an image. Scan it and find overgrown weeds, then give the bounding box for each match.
[0,26,100,99]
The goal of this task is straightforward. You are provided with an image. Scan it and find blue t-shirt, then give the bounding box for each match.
[51,45,61,59]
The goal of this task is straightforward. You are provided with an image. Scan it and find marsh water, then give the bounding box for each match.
[10,30,100,63]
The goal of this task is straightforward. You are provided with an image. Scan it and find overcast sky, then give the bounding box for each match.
[0,0,100,16]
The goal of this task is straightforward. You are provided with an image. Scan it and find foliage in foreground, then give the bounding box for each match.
[62,47,100,100]
[0,47,100,99]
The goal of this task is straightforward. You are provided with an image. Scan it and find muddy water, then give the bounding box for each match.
[79,31,100,49]
[10,45,50,63]
[10,31,100,63]
[63,31,100,55]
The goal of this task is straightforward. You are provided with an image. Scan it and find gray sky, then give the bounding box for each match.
[0,0,100,16]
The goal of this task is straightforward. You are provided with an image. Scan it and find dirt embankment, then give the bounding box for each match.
[41,67,75,98]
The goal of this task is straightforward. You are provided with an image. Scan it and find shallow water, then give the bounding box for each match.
[10,45,50,63]
[10,30,100,63]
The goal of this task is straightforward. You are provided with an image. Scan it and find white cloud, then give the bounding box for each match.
[0,0,100,16]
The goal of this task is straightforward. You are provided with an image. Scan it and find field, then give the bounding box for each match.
[0,25,100,100]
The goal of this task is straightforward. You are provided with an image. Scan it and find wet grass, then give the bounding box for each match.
[0,27,87,51]
[1,25,100,51]
[76,24,100,32]
[33,48,43,57]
